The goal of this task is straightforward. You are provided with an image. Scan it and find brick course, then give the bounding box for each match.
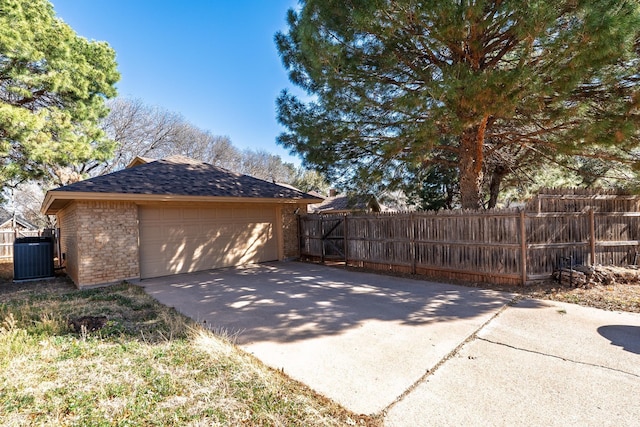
[57,203,79,284]
[282,204,303,258]
[58,201,139,288]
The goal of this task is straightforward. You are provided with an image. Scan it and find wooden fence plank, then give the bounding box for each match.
[299,209,640,285]
[0,229,43,260]
[520,209,527,286]
[589,208,596,266]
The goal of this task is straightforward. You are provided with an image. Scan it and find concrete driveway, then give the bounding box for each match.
[141,262,640,425]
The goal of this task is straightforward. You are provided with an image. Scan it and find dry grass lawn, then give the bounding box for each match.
[0,261,379,426]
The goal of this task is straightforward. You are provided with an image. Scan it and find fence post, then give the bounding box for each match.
[343,214,348,264]
[297,214,303,260]
[589,208,596,266]
[320,214,325,264]
[519,209,527,285]
[410,212,416,275]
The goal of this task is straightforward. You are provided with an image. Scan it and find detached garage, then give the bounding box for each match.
[41,156,321,288]
[137,204,279,279]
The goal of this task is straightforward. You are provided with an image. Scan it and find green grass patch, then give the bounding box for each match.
[0,277,379,426]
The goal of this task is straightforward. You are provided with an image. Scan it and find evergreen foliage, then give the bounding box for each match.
[276,0,640,208]
[0,0,119,189]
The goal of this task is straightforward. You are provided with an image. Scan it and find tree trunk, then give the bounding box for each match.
[487,165,508,209]
[458,117,488,209]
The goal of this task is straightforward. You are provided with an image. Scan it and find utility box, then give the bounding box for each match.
[13,236,54,281]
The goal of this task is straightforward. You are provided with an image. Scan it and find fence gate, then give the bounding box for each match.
[299,214,346,263]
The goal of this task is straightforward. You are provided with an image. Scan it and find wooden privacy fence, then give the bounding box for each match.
[0,229,46,260]
[527,188,640,213]
[299,210,640,285]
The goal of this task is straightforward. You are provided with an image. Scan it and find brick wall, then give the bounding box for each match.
[57,202,79,284]
[59,201,140,288]
[282,204,303,258]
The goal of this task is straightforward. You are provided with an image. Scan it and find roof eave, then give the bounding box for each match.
[42,191,323,215]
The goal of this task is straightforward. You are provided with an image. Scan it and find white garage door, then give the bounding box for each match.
[138,204,279,279]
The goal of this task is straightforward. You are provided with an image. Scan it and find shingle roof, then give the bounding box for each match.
[0,207,37,229]
[45,156,322,209]
[309,194,381,213]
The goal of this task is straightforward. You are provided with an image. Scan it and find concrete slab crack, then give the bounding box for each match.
[380,294,524,417]
[477,336,640,379]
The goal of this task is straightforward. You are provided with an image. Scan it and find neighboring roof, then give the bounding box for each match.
[275,184,326,200]
[0,207,37,229]
[42,155,323,214]
[126,156,156,168]
[306,190,325,199]
[275,182,304,192]
[309,194,382,213]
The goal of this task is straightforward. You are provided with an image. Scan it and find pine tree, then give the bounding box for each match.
[0,0,119,189]
[276,0,640,209]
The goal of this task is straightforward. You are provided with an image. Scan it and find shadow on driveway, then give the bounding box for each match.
[142,261,536,414]
[142,261,519,345]
[598,325,640,354]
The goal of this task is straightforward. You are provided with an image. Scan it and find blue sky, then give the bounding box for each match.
[51,0,301,164]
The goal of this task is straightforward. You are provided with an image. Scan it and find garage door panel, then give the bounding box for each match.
[182,223,202,237]
[138,207,162,221]
[182,209,201,220]
[141,261,166,279]
[139,205,279,279]
[158,207,182,221]
[216,207,234,219]
[232,207,247,218]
